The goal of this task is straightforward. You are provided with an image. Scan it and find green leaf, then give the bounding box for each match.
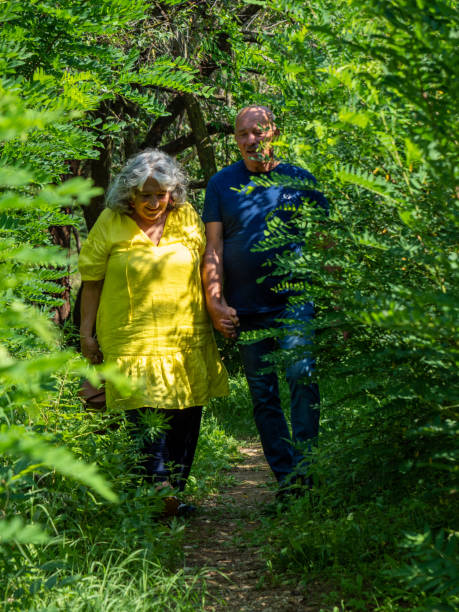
[0,426,117,502]
[0,517,49,545]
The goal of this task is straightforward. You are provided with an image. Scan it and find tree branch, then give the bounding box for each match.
[141,94,186,149]
[160,122,232,155]
[188,180,207,189]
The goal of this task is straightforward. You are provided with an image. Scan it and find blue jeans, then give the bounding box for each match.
[237,303,319,484]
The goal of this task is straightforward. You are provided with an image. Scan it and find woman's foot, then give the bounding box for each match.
[162,495,180,517]
[155,481,196,518]
[155,481,180,517]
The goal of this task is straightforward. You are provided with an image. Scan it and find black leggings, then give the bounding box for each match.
[126,406,202,492]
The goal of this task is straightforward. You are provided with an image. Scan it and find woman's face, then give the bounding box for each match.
[130,176,172,225]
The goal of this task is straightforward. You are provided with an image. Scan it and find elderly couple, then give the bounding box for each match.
[79,105,328,516]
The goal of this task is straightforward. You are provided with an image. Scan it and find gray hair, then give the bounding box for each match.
[105,149,187,214]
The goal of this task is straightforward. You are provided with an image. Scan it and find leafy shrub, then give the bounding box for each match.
[238,0,458,607]
[393,529,459,611]
[207,373,259,440]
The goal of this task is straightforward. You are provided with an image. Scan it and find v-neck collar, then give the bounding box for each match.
[126,210,171,246]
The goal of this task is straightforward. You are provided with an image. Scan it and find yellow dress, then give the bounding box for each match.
[78,204,228,410]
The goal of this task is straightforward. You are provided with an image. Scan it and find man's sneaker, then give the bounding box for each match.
[275,483,295,503]
[275,475,312,502]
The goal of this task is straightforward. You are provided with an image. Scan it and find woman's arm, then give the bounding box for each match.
[80,280,104,364]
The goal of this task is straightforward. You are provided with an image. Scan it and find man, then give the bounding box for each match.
[202,105,328,498]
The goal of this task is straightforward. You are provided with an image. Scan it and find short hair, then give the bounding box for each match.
[105,149,187,214]
[235,105,277,129]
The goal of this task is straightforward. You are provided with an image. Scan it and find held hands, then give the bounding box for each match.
[208,301,239,339]
[81,336,103,364]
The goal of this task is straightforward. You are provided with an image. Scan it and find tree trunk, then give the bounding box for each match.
[48,159,83,326]
[84,146,111,231]
[142,95,186,149]
[49,212,72,326]
[183,93,217,184]
[83,102,114,231]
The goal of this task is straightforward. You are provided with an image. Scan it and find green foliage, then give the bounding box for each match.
[0,373,240,609]
[0,425,116,502]
[207,373,258,440]
[233,0,458,607]
[393,529,459,610]
[1,0,216,185]
[1,0,458,607]
[184,407,242,497]
[0,87,119,580]
[0,519,48,545]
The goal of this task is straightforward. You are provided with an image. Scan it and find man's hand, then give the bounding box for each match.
[202,222,239,338]
[81,336,103,364]
[207,301,239,339]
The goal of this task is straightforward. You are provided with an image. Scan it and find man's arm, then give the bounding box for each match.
[202,221,239,339]
[80,280,104,363]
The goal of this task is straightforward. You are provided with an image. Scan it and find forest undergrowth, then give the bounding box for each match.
[1,0,457,610]
[2,367,456,610]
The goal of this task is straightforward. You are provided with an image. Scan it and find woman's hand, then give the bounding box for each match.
[81,336,103,364]
[80,280,104,363]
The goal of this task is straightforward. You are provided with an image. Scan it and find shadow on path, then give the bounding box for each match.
[183,443,324,611]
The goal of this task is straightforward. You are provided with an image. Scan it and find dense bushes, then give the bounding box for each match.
[0,0,457,608]
[244,0,458,608]
[0,1,222,607]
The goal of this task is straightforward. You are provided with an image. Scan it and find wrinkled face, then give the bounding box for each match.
[130,176,171,225]
[235,108,278,172]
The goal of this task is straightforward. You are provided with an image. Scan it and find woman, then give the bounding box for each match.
[78,149,228,514]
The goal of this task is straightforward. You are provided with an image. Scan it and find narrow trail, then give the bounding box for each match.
[183,443,323,611]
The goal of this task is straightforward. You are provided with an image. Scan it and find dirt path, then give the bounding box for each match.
[183,443,323,611]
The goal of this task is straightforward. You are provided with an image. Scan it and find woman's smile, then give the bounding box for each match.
[130,176,171,226]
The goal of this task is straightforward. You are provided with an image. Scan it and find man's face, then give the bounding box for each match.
[235,108,278,172]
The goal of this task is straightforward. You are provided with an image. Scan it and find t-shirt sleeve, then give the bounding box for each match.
[202,178,222,223]
[295,167,329,217]
[78,209,112,281]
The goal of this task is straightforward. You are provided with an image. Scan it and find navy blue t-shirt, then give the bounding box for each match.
[202,160,328,315]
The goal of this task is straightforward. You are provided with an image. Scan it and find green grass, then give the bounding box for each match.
[206,372,258,440]
[205,372,458,611]
[185,409,242,499]
[2,371,457,611]
[0,378,242,611]
[5,544,210,611]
